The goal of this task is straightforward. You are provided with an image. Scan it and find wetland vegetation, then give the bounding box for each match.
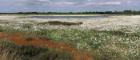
[0,15,140,60]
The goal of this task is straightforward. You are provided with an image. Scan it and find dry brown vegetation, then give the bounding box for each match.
[38,21,83,26]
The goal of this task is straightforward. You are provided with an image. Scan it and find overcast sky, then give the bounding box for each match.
[0,0,140,12]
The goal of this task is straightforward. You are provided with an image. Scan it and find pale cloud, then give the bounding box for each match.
[49,1,76,7]
[0,0,140,12]
[83,1,121,6]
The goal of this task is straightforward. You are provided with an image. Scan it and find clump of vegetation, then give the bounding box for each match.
[21,24,33,29]
[38,21,83,26]
[0,40,72,60]
[0,26,4,32]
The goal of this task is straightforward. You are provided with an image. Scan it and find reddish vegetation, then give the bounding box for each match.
[0,32,93,60]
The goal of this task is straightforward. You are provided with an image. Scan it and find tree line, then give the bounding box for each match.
[1,10,140,14]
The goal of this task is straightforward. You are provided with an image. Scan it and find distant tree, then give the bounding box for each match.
[123,10,132,14]
[105,11,113,14]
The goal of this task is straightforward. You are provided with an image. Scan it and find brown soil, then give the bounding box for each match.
[0,32,93,60]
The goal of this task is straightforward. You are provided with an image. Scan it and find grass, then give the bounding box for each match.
[24,29,140,60]
[0,22,140,60]
[0,40,72,60]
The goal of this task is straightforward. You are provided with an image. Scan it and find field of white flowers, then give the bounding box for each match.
[0,15,140,60]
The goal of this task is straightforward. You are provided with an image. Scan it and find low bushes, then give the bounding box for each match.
[38,21,83,26]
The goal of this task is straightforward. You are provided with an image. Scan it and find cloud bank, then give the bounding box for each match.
[0,0,140,12]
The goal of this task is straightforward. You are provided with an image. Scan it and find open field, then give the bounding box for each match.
[0,15,140,60]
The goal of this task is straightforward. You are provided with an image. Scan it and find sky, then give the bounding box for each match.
[0,0,140,12]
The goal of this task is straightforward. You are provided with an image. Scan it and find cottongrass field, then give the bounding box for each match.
[0,15,140,60]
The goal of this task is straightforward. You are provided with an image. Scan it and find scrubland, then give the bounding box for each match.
[0,15,140,60]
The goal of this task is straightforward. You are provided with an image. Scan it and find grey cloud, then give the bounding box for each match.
[0,0,140,12]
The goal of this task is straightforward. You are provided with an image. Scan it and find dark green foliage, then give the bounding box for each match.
[0,26,4,32]
[22,24,33,29]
